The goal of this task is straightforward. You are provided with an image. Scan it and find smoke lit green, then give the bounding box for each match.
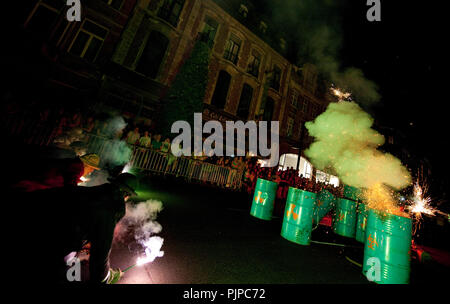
[305,102,411,191]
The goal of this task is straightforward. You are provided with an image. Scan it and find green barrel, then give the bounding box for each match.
[281,188,317,245]
[332,198,357,238]
[356,202,368,243]
[343,185,363,201]
[362,209,412,284]
[250,178,278,220]
[313,190,335,224]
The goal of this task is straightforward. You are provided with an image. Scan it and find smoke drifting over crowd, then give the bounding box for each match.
[305,102,412,214]
[97,116,132,168]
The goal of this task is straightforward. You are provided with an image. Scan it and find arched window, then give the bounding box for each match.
[211,71,231,109]
[237,84,253,119]
[136,31,169,79]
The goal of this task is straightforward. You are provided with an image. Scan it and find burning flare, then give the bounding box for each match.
[136,236,165,266]
[408,183,435,217]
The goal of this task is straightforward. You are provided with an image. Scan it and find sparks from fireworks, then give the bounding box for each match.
[408,182,435,217]
[330,86,352,100]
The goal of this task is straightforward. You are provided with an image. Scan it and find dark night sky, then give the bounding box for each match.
[340,2,444,177]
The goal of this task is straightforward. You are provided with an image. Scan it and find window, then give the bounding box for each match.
[69,20,109,63]
[101,0,123,10]
[287,116,295,137]
[262,97,275,121]
[211,71,232,109]
[247,51,261,78]
[158,0,186,27]
[298,95,309,113]
[270,65,281,91]
[25,0,65,38]
[224,34,241,65]
[311,103,318,117]
[136,31,170,79]
[237,84,253,119]
[200,17,218,47]
[291,90,299,108]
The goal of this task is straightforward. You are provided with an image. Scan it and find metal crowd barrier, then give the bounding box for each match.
[86,134,244,190]
[3,111,56,146]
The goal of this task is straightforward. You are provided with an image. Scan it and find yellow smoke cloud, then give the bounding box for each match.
[305,102,411,215]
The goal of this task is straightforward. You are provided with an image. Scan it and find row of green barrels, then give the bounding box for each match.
[250,179,413,284]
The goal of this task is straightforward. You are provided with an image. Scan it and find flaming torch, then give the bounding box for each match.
[77,176,91,186]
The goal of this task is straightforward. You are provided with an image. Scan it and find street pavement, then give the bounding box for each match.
[109,175,369,284]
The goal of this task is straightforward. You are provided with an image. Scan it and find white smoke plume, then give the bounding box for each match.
[113,200,164,246]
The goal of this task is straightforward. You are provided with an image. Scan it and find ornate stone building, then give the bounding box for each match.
[110,0,334,155]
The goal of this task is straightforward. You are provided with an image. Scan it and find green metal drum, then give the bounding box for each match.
[332,198,357,238]
[356,202,368,243]
[281,188,317,245]
[362,209,412,284]
[343,185,363,201]
[313,190,335,224]
[250,178,278,220]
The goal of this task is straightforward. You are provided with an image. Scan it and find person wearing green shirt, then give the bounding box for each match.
[151,134,162,151]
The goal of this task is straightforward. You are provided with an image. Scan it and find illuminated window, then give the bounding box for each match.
[224,34,241,65]
[69,20,109,63]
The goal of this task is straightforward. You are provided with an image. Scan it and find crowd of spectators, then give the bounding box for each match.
[242,161,344,199]
[4,103,343,194]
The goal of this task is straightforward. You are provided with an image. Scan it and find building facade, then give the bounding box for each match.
[110,0,333,155]
[19,0,334,165]
[21,0,138,112]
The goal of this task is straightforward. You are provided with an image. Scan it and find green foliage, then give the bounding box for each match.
[159,41,211,137]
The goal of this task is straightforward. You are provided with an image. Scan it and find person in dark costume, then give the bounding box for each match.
[7,173,138,284]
